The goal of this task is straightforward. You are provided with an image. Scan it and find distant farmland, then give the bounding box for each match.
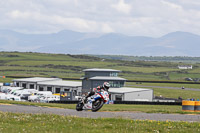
[0,52,200,82]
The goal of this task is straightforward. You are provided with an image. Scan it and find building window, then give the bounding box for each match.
[47,87,52,92]
[120,81,124,87]
[115,95,122,101]
[109,81,124,88]
[22,83,27,88]
[29,84,34,89]
[16,82,19,87]
[74,90,77,95]
[39,86,44,91]
[56,88,60,93]
[110,72,118,77]
[64,89,70,92]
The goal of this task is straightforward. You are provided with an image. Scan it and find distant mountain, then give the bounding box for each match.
[0,29,200,56]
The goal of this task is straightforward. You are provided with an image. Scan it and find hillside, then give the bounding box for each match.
[0,52,200,83]
[92,55,200,63]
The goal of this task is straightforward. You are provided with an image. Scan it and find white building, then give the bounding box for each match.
[109,87,153,101]
[12,77,82,95]
[178,65,192,69]
[37,80,82,95]
[13,77,61,89]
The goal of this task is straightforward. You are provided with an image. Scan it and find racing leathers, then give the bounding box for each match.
[85,86,106,102]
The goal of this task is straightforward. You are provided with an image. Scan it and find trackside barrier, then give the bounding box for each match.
[50,100,182,105]
[114,101,182,105]
[182,100,200,112]
[49,101,79,104]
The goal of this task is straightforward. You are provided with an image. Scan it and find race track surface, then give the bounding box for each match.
[0,104,200,122]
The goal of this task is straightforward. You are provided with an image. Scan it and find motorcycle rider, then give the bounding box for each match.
[84,82,110,103]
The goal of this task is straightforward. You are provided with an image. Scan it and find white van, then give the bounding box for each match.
[2,87,23,93]
[28,91,52,102]
[0,93,7,100]
[39,95,60,103]
[5,93,21,101]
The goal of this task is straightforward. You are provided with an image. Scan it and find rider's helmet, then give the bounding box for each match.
[103,82,110,90]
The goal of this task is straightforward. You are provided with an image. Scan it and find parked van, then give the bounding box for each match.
[0,93,7,100]
[39,95,60,103]
[2,87,23,94]
[28,91,52,102]
[5,93,21,101]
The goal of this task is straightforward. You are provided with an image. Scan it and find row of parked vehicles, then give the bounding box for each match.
[0,86,60,102]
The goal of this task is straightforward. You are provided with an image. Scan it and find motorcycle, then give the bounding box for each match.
[76,90,109,112]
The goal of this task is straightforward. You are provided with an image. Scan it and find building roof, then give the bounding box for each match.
[37,80,82,87]
[83,68,121,72]
[109,87,152,93]
[12,77,61,82]
[89,76,126,81]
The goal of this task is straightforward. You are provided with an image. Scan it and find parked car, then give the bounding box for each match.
[185,77,193,81]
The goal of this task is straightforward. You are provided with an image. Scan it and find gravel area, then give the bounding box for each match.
[0,104,200,122]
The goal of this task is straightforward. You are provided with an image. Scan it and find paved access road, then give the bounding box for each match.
[0,104,200,122]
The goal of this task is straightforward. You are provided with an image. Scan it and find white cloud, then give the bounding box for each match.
[161,0,183,10]
[8,10,32,19]
[101,23,114,33]
[1,0,200,37]
[111,0,132,14]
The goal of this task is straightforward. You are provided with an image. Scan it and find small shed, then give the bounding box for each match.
[109,87,153,101]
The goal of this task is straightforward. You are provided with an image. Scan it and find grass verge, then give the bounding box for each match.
[1,100,200,114]
[0,112,199,133]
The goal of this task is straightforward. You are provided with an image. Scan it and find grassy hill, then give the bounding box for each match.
[0,52,200,83]
[93,55,200,63]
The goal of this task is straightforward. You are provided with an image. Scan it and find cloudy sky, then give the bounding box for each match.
[1,0,200,37]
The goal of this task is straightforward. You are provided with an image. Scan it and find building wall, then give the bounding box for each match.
[82,80,92,93]
[110,90,153,101]
[124,90,153,101]
[36,85,81,95]
[13,80,81,96]
[14,81,37,89]
[82,79,125,93]
[110,93,124,101]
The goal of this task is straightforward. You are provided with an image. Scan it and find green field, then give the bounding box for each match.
[0,52,200,81]
[0,112,199,133]
[126,82,200,100]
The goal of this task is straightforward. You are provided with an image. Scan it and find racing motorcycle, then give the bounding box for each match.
[76,90,109,112]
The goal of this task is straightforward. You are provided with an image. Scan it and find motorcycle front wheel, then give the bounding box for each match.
[76,101,84,111]
[92,99,104,112]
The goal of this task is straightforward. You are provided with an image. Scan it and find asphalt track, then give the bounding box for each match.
[0,104,200,122]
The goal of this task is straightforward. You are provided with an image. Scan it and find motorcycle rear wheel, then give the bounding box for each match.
[92,99,104,112]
